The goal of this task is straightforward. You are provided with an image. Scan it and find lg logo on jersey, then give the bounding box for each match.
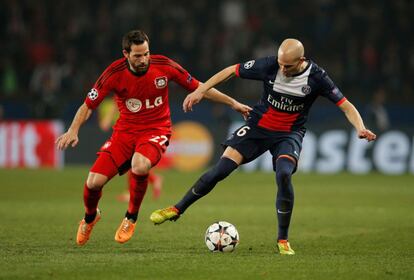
[125,97,163,113]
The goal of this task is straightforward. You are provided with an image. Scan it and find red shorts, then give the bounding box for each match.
[90,128,171,177]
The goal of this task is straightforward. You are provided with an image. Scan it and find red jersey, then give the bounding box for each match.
[84,55,199,133]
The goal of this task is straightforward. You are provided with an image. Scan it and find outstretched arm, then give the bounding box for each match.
[183,65,238,112]
[202,87,252,120]
[56,103,92,150]
[195,65,238,95]
[339,100,376,141]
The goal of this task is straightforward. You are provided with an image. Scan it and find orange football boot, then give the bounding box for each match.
[115,218,136,243]
[76,209,101,246]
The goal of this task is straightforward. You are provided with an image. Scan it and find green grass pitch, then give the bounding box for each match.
[0,167,413,279]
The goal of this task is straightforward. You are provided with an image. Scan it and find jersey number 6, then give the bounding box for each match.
[236,126,251,137]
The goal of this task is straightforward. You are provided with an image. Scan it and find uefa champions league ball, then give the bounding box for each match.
[204,221,239,252]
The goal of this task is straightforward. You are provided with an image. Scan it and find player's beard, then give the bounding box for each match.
[136,63,149,74]
[129,60,149,75]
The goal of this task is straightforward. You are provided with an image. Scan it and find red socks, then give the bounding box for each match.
[83,172,148,220]
[127,173,149,214]
[83,183,102,215]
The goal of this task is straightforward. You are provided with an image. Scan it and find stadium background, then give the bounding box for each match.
[1,0,413,172]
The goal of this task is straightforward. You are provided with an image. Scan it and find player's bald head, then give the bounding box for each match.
[277,38,307,76]
[278,38,305,64]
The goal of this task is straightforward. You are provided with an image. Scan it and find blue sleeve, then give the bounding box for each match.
[318,71,346,105]
[236,56,275,81]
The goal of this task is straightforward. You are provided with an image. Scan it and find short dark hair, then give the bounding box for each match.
[122,30,150,53]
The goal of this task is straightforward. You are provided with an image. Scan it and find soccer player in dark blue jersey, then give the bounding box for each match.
[150,38,376,255]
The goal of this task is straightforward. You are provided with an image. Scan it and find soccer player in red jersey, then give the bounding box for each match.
[56,30,251,246]
[99,98,163,201]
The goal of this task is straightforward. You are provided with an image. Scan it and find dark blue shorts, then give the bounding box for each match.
[223,124,303,170]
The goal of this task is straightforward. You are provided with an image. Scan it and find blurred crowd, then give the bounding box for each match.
[0,0,413,121]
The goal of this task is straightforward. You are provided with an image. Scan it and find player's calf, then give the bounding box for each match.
[174,157,239,213]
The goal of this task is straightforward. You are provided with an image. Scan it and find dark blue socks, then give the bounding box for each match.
[275,157,296,240]
[175,157,239,213]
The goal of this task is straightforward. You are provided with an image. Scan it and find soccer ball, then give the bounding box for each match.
[204,221,239,252]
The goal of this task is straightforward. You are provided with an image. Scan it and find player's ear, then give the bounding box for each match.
[297,57,306,67]
[122,50,129,58]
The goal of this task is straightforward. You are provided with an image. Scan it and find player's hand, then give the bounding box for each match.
[231,101,252,120]
[55,130,79,150]
[358,129,376,142]
[183,90,204,112]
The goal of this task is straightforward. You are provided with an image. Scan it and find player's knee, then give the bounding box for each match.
[131,153,152,175]
[275,158,295,187]
[131,162,150,175]
[206,166,227,182]
[86,173,107,190]
[276,167,291,185]
[131,166,150,175]
[202,157,238,184]
[200,167,221,185]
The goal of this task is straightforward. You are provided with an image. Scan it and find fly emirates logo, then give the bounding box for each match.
[125,96,163,113]
[267,94,304,112]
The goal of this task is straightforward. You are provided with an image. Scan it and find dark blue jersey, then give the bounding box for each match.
[236,56,346,134]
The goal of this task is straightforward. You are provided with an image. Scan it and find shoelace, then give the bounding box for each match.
[161,209,170,216]
[282,243,289,250]
[279,241,289,250]
[162,208,177,216]
[121,220,131,232]
[80,221,92,234]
